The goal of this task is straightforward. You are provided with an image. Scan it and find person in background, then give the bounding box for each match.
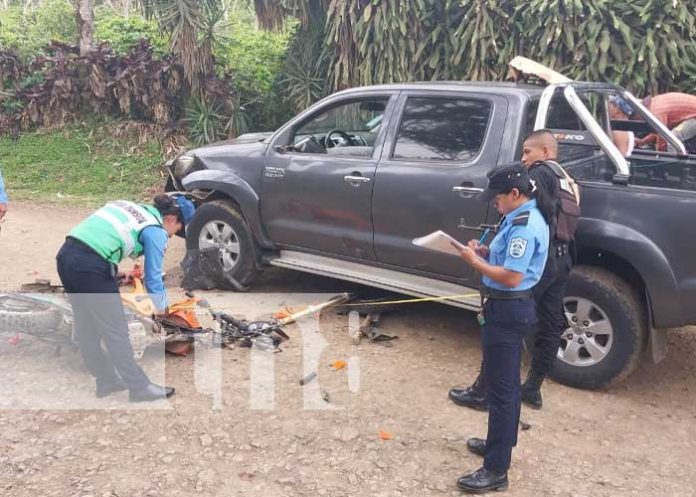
[609,93,696,153]
[56,194,195,402]
[0,167,7,221]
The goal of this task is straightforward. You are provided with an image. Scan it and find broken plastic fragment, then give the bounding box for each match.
[331,360,347,371]
[379,431,393,441]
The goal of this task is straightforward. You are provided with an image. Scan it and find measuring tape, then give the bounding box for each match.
[340,292,481,307]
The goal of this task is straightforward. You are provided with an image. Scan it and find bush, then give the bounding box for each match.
[0,0,75,58]
[94,8,167,55]
[213,16,295,131]
[0,41,185,136]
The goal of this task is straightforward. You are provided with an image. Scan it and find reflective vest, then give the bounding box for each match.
[69,201,164,264]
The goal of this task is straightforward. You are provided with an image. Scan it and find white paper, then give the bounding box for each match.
[412,230,468,257]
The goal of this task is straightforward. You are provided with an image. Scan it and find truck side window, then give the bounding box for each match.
[392,97,491,162]
[292,98,388,157]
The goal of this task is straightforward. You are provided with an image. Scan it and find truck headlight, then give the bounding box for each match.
[174,155,195,178]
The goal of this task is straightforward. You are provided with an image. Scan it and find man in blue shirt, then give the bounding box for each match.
[0,167,8,221]
[451,163,549,493]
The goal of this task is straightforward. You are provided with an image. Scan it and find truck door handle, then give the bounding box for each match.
[344,175,371,186]
[452,186,483,197]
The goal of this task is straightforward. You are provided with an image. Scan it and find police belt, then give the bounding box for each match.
[551,241,569,258]
[481,286,533,301]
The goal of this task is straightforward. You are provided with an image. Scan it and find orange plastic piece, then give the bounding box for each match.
[273,307,294,320]
[331,360,347,371]
[120,277,157,316]
[379,430,393,441]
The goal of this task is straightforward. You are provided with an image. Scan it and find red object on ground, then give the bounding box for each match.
[129,264,144,280]
[9,334,21,346]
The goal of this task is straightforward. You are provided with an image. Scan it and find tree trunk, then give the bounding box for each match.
[75,0,94,56]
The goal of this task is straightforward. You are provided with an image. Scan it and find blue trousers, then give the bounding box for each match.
[481,297,536,473]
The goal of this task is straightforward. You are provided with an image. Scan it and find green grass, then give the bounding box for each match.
[0,121,166,206]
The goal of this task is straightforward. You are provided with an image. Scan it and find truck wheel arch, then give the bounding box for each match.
[574,218,681,329]
[181,170,274,249]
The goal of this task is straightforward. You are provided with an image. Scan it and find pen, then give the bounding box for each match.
[478,228,490,244]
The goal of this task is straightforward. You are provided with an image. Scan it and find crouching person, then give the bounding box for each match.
[56,194,195,402]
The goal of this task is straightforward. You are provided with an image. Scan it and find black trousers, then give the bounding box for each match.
[475,250,573,387]
[481,298,536,473]
[56,238,150,391]
[529,251,573,377]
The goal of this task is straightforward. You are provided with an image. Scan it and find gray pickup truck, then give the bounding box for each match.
[166,81,696,389]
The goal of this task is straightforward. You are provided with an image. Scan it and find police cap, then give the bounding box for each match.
[478,162,533,202]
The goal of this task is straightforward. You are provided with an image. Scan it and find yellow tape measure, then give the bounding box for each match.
[341,292,481,307]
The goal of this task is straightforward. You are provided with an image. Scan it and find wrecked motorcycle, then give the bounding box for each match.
[0,274,210,357]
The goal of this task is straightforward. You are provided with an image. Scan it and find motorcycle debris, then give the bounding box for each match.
[300,371,318,386]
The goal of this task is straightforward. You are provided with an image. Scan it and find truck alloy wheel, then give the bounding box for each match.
[185,200,258,291]
[547,266,647,389]
[198,220,241,271]
[559,297,614,367]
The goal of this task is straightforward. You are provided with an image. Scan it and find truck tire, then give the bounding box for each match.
[548,266,648,389]
[185,200,258,290]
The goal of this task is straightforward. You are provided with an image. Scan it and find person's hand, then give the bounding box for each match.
[154,307,169,318]
[467,239,489,258]
[0,203,7,220]
[635,134,656,147]
[451,242,479,267]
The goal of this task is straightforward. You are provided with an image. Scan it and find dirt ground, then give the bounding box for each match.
[1,202,695,497]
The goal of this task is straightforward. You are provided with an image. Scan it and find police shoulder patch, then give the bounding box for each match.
[511,211,530,226]
[509,237,528,258]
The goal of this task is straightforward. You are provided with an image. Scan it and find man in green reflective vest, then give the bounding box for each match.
[56,194,195,402]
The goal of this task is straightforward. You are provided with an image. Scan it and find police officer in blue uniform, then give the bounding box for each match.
[451,163,549,493]
[450,130,579,410]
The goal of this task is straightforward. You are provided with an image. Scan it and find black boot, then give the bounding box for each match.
[521,371,544,410]
[457,467,508,493]
[95,377,128,398]
[466,437,487,458]
[449,374,489,411]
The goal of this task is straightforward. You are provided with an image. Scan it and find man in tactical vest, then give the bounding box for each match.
[450,130,580,411]
[56,194,195,402]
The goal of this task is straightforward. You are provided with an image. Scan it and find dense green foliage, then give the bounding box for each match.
[0,1,75,58]
[264,0,696,97]
[94,8,167,55]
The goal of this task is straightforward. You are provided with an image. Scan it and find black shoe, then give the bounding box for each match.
[466,437,486,458]
[449,374,489,411]
[95,378,128,398]
[457,467,508,493]
[521,371,544,410]
[129,383,175,403]
[521,385,543,409]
